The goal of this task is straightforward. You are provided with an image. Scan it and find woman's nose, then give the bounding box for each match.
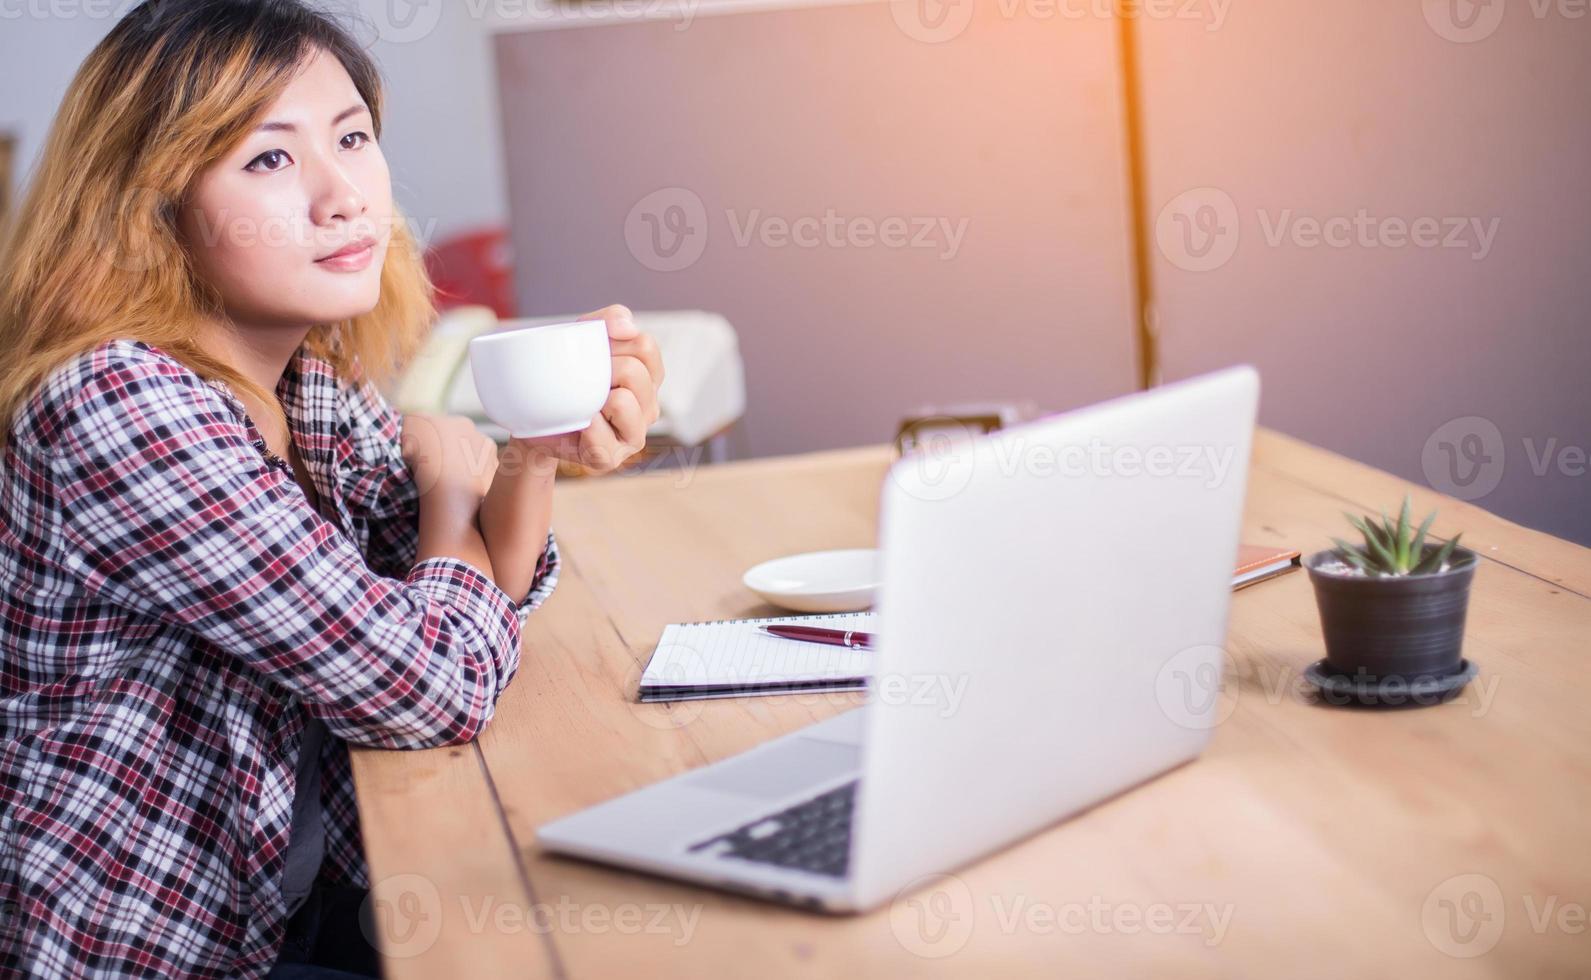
[309,163,367,226]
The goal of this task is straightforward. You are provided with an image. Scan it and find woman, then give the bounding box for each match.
[0,2,662,976]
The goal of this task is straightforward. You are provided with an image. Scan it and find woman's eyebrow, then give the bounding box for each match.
[254,103,369,134]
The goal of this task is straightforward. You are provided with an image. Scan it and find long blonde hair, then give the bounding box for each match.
[0,0,435,451]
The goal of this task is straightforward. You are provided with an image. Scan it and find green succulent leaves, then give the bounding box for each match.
[1332,495,1466,576]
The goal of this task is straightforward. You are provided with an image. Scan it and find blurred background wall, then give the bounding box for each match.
[493,1,1139,458]
[1136,0,1591,546]
[0,0,1585,543]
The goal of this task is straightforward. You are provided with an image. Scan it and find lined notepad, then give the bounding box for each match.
[638,611,876,702]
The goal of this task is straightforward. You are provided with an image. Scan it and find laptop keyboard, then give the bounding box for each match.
[687,780,858,878]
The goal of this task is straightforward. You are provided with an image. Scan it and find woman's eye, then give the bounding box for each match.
[341,131,371,150]
[245,149,291,173]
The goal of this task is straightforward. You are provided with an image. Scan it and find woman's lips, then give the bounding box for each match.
[315,241,375,272]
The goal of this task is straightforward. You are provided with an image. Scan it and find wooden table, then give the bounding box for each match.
[351,429,1591,978]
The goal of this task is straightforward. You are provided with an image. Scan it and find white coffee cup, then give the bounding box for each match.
[468,319,612,438]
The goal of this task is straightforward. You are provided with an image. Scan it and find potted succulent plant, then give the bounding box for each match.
[1303,496,1478,705]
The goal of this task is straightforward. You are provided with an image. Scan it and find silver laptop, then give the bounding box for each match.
[537,366,1259,911]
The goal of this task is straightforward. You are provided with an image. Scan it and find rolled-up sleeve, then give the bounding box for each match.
[337,372,561,629]
[515,531,560,628]
[37,356,525,749]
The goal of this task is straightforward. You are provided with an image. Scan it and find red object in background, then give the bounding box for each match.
[425,227,517,319]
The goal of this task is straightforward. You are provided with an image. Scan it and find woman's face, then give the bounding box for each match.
[179,47,393,331]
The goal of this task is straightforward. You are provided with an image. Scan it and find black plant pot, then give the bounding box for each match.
[1303,546,1478,704]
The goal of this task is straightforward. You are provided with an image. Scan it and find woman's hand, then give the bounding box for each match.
[513,304,665,474]
[400,412,499,501]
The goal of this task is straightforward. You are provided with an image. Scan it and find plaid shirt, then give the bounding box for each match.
[0,339,559,977]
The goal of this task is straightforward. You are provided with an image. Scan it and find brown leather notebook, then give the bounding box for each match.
[1232,543,1303,591]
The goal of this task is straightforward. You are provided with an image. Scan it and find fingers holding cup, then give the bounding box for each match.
[602,385,648,454]
[578,421,619,473]
[611,330,663,393]
[580,304,639,341]
[579,304,663,392]
[574,388,644,474]
[611,355,660,426]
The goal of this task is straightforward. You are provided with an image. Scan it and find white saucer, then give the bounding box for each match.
[741,548,880,613]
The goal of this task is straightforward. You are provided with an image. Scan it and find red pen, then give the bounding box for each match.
[759,624,875,650]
